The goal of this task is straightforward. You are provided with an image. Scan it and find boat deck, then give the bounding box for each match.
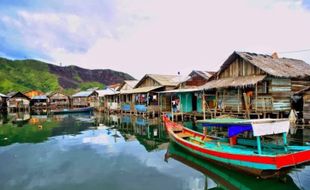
[180,132,299,156]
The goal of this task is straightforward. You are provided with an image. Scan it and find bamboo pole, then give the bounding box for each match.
[203,90,206,120]
[255,83,258,112]
[237,87,240,113]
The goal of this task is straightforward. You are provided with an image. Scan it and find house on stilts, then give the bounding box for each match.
[6,92,31,112]
[200,51,310,119]
[159,70,215,121]
[71,90,99,108]
[118,74,186,116]
[48,92,70,110]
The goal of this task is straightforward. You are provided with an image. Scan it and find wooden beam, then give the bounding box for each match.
[237,87,240,113]
[203,90,206,120]
[255,83,258,112]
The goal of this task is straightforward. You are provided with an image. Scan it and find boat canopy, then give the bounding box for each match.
[198,118,290,137]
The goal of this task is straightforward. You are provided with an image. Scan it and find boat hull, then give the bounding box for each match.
[164,118,310,178]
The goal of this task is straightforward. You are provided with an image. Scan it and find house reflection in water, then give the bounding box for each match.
[96,114,169,152]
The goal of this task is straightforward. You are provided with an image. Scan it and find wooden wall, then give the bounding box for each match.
[183,73,208,86]
[137,77,160,88]
[219,57,265,78]
[269,78,291,111]
[291,80,310,92]
[217,89,242,112]
[304,92,310,120]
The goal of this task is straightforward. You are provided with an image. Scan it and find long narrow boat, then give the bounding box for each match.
[163,116,310,178]
[166,143,301,190]
[50,107,94,114]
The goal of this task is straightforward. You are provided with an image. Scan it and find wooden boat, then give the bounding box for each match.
[165,143,301,190]
[50,107,94,114]
[163,116,310,178]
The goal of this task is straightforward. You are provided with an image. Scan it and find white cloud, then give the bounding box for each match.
[49,0,310,79]
[2,0,310,78]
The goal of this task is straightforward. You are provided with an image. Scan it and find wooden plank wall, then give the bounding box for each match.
[291,80,310,92]
[137,77,160,88]
[270,78,291,111]
[219,58,265,78]
[222,89,241,112]
[304,93,310,120]
[184,73,208,86]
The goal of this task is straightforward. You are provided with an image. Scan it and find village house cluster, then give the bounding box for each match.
[1,51,310,123]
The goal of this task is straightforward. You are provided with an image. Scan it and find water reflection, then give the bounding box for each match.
[166,142,310,190]
[0,113,309,190]
[0,113,95,146]
[96,114,169,152]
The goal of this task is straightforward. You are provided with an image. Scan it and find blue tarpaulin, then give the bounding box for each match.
[202,123,252,138]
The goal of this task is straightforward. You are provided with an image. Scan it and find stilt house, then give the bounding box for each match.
[201,51,310,118]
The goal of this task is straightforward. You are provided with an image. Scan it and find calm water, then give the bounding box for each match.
[0,112,309,190]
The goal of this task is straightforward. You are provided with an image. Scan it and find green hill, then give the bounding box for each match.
[0,57,134,94]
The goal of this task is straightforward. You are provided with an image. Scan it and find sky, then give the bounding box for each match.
[0,0,310,79]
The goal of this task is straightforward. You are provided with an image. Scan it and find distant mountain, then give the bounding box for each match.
[0,57,134,94]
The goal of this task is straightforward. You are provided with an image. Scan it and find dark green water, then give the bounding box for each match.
[0,112,309,190]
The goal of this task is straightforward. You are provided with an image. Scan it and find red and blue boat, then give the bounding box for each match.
[163,116,310,178]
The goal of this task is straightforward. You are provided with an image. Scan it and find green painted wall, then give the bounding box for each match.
[179,93,193,113]
[197,96,202,113]
[177,92,203,113]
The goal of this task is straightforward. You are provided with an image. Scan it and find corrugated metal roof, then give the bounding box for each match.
[72,91,95,97]
[200,75,266,90]
[32,95,48,100]
[136,74,187,87]
[158,88,200,94]
[125,80,138,88]
[0,93,7,97]
[7,92,17,97]
[118,80,139,91]
[96,88,117,97]
[191,70,215,80]
[120,86,163,94]
[220,52,310,78]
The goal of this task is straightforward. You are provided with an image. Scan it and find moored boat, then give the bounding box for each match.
[50,107,94,114]
[165,143,301,190]
[163,116,310,178]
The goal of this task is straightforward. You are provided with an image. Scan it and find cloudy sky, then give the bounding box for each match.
[0,0,310,79]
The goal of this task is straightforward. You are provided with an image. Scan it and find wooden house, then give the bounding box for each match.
[24,90,44,99]
[118,80,138,113]
[30,95,49,110]
[294,86,310,123]
[179,70,215,88]
[6,92,31,112]
[48,92,70,109]
[159,70,215,120]
[0,93,8,112]
[96,88,118,111]
[118,80,139,91]
[201,51,310,118]
[108,83,122,91]
[71,90,99,108]
[119,74,186,116]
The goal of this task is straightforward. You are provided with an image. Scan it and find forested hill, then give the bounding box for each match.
[0,57,134,94]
